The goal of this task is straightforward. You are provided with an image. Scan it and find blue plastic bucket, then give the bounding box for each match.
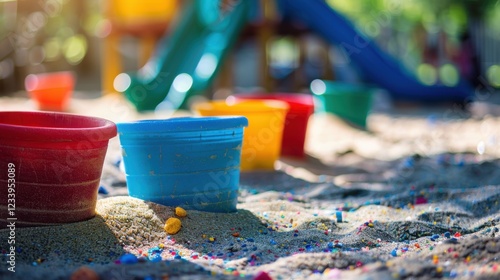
[116,116,248,212]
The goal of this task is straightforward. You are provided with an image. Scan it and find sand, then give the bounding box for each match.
[1,94,500,279]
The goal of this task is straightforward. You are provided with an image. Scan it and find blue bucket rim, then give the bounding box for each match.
[117,116,248,133]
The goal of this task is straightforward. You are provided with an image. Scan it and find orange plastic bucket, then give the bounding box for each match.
[24,71,75,111]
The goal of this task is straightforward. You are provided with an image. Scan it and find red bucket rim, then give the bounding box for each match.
[229,93,314,113]
[0,111,117,142]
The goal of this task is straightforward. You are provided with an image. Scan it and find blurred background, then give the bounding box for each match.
[0,0,499,97]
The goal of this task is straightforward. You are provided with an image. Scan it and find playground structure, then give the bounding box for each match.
[112,0,251,111]
[101,0,180,94]
[112,0,474,112]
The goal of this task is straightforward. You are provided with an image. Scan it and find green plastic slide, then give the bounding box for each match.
[116,0,251,111]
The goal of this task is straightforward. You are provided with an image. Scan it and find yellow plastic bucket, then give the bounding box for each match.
[193,100,289,171]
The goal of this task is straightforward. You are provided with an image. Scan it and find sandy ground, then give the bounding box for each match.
[1,93,500,279]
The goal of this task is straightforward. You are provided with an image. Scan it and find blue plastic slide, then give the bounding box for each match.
[277,0,474,103]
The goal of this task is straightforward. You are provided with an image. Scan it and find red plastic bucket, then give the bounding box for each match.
[0,111,117,227]
[229,93,314,158]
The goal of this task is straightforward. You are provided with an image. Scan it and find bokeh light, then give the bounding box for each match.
[310,79,327,95]
[417,63,437,85]
[172,73,193,93]
[438,64,459,86]
[487,65,500,87]
[95,19,112,38]
[43,37,61,61]
[195,53,217,79]
[114,73,132,92]
[62,34,88,65]
[28,11,48,33]
[268,37,298,68]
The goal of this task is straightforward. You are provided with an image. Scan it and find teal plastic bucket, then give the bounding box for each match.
[117,116,248,212]
[311,80,374,128]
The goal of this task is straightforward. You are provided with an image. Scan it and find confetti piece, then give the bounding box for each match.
[175,207,187,217]
[164,218,182,235]
[119,253,138,264]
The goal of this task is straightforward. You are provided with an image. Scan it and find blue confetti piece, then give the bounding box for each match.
[336,211,342,223]
[119,253,138,264]
[149,254,162,263]
[390,249,398,257]
[98,185,109,195]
